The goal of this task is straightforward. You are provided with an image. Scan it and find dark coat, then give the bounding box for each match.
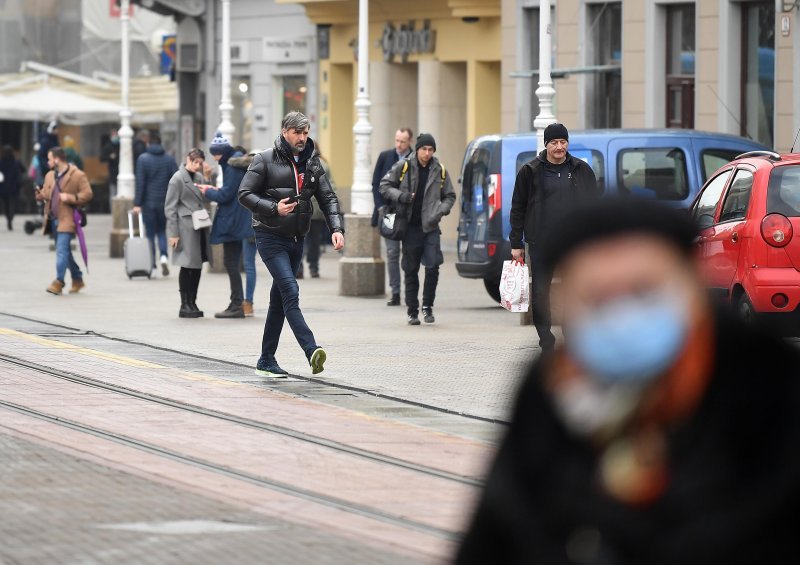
[379,155,456,234]
[238,136,343,238]
[509,150,600,250]
[371,147,409,226]
[100,139,120,183]
[203,149,252,244]
[457,312,800,565]
[37,132,58,178]
[0,157,21,197]
[134,144,178,208]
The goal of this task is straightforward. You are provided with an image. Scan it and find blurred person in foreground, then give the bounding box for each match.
[165,148,213,318]
[238,111,344,377]
[457,198,800,565]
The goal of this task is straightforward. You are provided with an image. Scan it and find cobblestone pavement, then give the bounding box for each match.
[0,215,543,422]
[0,431,423,565]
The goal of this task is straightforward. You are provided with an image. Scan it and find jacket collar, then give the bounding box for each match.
[275,135,316,164]
[537,149,579,170]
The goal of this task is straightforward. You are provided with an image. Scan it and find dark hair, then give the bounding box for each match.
[149,132,162,145]
[49,147,67,161]
[187,148,205,161]
[398,127,414,141]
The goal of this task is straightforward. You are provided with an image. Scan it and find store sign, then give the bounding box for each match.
[380,20,436,63]
[262,37,312,63]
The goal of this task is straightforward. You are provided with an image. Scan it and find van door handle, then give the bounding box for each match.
[731,232,739,243]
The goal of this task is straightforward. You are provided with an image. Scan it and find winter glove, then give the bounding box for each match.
[398,192,413,204]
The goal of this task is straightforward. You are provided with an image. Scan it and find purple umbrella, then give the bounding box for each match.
[73,208,89,273]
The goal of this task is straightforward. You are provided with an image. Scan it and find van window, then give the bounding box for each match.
[619,148,689,200]
[767,165,800,217]
[692,169,732,228]
[719,169,754,222]
[515,150,605,191]
[701,149,742,181]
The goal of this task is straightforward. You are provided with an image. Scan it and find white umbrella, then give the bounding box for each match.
[0,87,122,125]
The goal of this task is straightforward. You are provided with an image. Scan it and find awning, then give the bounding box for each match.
[0,87,123,125]
[0,63,178,125]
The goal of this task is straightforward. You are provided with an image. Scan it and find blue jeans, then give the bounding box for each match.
[255,232,317,360]
[53,220,82,283]
[141,204,168,267]
[243,238,257,303]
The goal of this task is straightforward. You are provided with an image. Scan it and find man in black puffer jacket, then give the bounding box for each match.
[238,111,344,377]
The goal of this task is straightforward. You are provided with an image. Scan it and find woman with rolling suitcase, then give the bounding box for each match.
[165,148,213,318]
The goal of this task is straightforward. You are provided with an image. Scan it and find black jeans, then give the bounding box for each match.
[531,256,555,350]
[255,232,317,360]
[223,240,244,306]
[402,225,443,315]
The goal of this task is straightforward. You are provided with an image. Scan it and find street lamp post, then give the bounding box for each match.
[339,0,385,296]
[533,0,556,151]
[110,0,134,257]
[217,0,234,140]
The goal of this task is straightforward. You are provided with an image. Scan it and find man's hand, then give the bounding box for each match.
[132,206,142,215]
[169,237,180,249]
[398,192,414,204]
[277,197,297,216]
[331,232,345,251]
[59,192,72,203]
[511,248,525,264]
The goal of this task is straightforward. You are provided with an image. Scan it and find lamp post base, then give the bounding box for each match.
[338,214,385,297]
[109,197,133,258]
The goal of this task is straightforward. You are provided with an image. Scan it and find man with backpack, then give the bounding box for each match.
[380,133,456,325]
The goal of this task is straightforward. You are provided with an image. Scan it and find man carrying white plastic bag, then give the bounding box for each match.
[499,259,530,313]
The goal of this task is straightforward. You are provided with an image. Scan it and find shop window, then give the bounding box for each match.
[587,2,621,129]
[618,147,689,201]
[741,1,775,147]
[282,76,308,117]
[666,4,695,129]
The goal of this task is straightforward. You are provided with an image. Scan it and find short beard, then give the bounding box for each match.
[291,144,303,155]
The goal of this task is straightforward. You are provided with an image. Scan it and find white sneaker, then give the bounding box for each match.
[160,255,170,276]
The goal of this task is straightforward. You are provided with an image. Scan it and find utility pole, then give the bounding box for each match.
[217,0,234,140]
[110,0,134,257]
[339,0,385,296]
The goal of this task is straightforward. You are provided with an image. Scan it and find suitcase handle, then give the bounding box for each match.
[127,210,146,239]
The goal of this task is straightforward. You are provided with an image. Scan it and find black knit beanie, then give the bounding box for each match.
[544,123,569,145]
[416,133,436,151]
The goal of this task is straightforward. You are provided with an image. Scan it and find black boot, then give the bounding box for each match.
[179,291,201,318]
[189,292,204,317]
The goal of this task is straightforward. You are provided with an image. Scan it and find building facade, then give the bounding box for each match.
[512,0,798,152]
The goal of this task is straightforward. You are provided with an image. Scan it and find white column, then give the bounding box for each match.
[116,0,134,199]
[351,0,373,215]
[533,0,556,152]
[217,0,235,139]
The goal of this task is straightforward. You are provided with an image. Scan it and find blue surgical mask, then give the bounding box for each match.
[567,290,689,384]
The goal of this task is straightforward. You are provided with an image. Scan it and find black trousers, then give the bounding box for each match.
[223,240,244,306]
[402,225,443,315]
[178,267,201,297]
[0,195,16,228]
[531,255,555,350]
[304,220,324,274]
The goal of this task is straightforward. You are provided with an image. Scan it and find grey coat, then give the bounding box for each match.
[379,155,456,233]
[165,166,212,269]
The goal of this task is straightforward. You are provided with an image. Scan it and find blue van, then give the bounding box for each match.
[455,129,767,301]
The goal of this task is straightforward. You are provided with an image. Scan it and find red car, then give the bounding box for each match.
[691,150,800,329]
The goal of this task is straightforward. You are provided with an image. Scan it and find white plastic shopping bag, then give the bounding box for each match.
[499,260,530,313]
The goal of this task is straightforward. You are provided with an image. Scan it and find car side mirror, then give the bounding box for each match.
[696,213,715,230]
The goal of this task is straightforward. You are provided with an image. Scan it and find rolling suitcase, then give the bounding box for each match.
[124,211,153,279]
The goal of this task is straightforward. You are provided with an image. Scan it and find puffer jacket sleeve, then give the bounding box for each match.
[316,172,344,234]
[238,152,278,217]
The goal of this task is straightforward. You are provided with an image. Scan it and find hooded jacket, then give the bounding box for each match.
[202,147,252,244]
[134,144,178,208]
[237,136,343,238]
[509,150,600,250]
[379,154,456,234]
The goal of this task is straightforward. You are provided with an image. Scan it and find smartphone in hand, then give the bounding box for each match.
[285,194,299,204]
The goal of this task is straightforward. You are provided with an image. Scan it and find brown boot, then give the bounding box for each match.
[46,279,65,295]
[242,300,254,317]
[69,279,85,294]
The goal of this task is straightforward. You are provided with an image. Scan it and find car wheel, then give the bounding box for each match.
[737,293,756,325]
[484,277,501,303]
